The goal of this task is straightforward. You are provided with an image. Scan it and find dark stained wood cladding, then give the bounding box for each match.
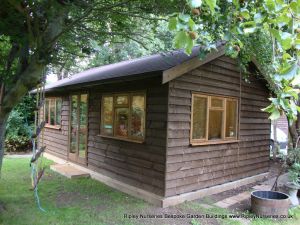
[40,95,69,159]
[87,77,168,196]
[165,55,271,197]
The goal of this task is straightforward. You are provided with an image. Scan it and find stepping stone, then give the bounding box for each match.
[215,201,231,208]
[50,164,90,179]
[214,191,250,208]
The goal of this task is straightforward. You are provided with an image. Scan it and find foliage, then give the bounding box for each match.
[4,136,32,153]
[0,0,182,165]
[169,0,300,124]
[87,21,174,67]
[288,162,300,186]
[4,94,35,152]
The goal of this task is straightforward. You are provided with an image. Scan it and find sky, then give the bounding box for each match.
[46,73,58,84]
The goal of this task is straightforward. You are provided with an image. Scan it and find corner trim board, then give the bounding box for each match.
[162,46,226,84]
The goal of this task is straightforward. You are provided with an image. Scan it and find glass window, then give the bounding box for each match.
[50,99,55,125]
[208,110,223,140]
[70,95,78,153]
[101,93,146,141]
[131,95,145,139]
[45,99,49,124]
[226,100,237,138]
[192,96,207,139]
[56,98,62,125]
[115,108,129,137]
[79,94,88,158]
[191,94,238,144]
[44,97,62,127]
[211,98,223,108]
[102,96,114,136]
[116,96,128,105]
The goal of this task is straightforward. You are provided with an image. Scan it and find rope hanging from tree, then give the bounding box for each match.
[30,70,47,212]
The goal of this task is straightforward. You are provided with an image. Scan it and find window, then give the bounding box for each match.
[101,92,146,142]
[191,94,238,145]
[44,98,62,127]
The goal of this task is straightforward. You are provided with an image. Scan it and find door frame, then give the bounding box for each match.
[68,92,89,166]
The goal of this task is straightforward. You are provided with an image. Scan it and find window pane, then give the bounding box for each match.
[70,95,78,153]
[192,96,207,139]
[115,108,129,137]
[131,95,145,139]
[45,99,49,124]
[116,96,128,105]
[79,94,88,158]
[208,110,223,140]
[211,98,223,108]
[226,100,237,138]
[50,99,55,125]
[55,99,62,125]
[102,96,114,136]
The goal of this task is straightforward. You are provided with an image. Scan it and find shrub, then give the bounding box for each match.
[4,94,35,153]
[5,136,32,153]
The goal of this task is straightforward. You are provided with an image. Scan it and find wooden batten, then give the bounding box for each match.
[162,46,226,84]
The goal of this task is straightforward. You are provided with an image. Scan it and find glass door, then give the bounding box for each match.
[69,94,88,165]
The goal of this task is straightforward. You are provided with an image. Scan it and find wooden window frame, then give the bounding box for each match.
[190,93,239,146]
[44,97,62,129]
[100,92,146,143]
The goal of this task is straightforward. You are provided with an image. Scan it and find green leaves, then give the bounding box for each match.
[204,0,217,14]
[290,0,300,14]
[174,31,194,54]
[240,9,250,20]
[168,17,177,30]
[179,13,191,22]
[264,0,276,12]
[170,0,300,124]
[280,32,293,50]
[240,21,257,34]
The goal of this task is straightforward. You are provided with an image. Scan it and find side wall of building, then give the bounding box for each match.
[87,76,168,196]
[165,56,271,197]
[40,95,69,160]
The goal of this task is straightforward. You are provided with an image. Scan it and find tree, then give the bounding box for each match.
[49,19,174,80]
[0,0,181,169]
[169,0,300,147]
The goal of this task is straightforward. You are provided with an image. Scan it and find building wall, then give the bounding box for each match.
[275,115,289,136]
[40,95,69,160]
[165,56,271,197]
[87,76,168,196]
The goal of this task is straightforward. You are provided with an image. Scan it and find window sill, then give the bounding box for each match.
[45,125,61,130]
[190,139,239,146]
[98,134,145,144]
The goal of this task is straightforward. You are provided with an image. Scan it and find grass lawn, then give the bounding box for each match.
[0,158,300,225]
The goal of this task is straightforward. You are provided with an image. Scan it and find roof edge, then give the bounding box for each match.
[162,45,226,84]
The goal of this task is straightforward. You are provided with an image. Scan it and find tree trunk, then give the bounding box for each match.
[0,115,8,173]
[288,120,300,148]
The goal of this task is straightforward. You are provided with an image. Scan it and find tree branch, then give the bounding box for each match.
[2,57,45,116]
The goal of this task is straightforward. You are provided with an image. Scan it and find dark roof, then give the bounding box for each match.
[41,43,225,92]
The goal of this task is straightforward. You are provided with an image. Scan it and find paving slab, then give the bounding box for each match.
[215,201,231,208]
[50,164,90,179]
[252,184,272,191]
[214,191,250,208]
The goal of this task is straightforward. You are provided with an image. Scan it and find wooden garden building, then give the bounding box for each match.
[38,43,271,207]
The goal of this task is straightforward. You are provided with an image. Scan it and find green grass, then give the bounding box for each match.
[1,158,300,225]
[0,158,147,225]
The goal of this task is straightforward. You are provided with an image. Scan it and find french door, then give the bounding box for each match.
[69,94,88,165]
